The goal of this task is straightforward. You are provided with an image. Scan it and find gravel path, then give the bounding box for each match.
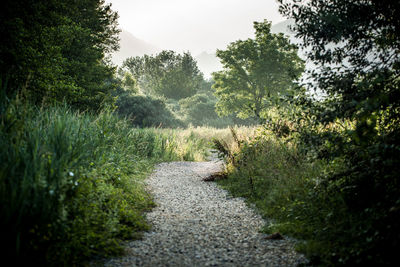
[99,160,307,266]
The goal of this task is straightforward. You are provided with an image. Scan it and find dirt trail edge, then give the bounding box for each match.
[99,159,307,266]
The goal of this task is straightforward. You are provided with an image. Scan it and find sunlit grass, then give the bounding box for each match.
[150,125,257,161]
[0,101,233,266]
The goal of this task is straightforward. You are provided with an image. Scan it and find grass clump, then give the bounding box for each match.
[0,97,206,266]
[151,125,256,161]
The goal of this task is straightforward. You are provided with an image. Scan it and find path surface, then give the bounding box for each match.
[100,160,306,266]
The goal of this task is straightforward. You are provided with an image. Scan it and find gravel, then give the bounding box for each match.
[97,159,307,267]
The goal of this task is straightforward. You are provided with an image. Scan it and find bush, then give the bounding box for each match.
[178,93,220,126]
[115,93,184,128]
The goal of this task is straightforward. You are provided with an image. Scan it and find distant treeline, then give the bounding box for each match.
[116,50,258,128]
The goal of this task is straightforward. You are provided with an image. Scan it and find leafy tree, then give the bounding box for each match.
[279,0,400,265]
[122,51,203,100]
[119,71,138,94]
[279,0,400,124]
[0,0,120,111]
[178,93,220,126]
[212,20,304,120]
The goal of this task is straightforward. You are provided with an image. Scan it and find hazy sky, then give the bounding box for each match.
[106,0,285,55]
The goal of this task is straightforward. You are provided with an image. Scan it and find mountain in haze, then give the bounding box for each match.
[110,29,221,77]
[110,30,160,66]
[111,21,299,76]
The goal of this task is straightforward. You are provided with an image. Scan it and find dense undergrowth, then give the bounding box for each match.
[0,97,210,266]
[215,124,399,266]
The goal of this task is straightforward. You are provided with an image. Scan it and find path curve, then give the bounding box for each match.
[101,160,306,266]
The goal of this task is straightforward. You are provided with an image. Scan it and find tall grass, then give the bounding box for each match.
[214,127,352,265]
[0,97,209,266]
[151,125,256,161]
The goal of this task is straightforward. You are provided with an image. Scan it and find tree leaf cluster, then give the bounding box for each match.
[0,0,120,111]
[122,51,203,100]
[277,0,400,265]
[212,20,304,120]
[115,92,184,128]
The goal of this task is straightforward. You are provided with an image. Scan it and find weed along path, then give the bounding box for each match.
[101,159,306,266]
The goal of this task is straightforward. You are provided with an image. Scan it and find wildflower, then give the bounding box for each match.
[69,171,74,177]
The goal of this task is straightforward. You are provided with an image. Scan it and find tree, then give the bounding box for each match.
[111,71,182,128]
[279,0,400,124]
[122,51,203,100]
[279,0,400,265]
[0,0,120,111]
[178,93,220,126]
[120,71,138,94]
[212,20,304,120]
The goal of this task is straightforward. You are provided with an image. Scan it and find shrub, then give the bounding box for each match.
[115,93,184,128]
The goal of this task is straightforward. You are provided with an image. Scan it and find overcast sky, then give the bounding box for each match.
[105,0,285,55]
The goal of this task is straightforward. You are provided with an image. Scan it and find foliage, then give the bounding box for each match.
[122,51,203,100]
[275,0,400,265]
[153,125,256,161]
[173,92,257,128]
[0,94,209,266]
[212,20,304,120]
[115,91,183,128]
[173,79,258,128]
[214,1,400,265]
[214,128,354,266]
[111,74,255,128]
[111,71,183,128]
[0,0,120,111]
[120,71,138,94]
[178,93,221,126]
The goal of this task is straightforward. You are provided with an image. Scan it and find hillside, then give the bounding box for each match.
[111,30,160,66]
